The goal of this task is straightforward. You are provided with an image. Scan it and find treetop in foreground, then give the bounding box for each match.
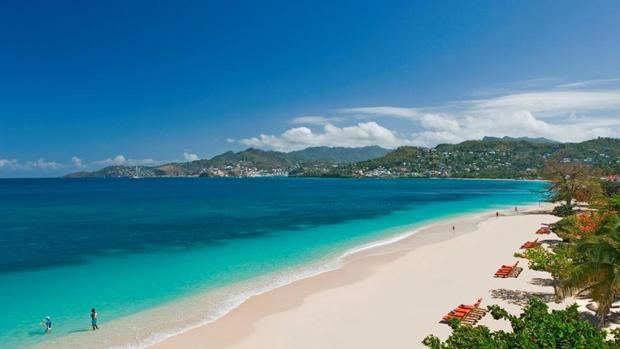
[423,298,620,349]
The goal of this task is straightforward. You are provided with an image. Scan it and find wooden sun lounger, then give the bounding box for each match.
[441,298,487,325]
[536,227,551,234]
[494,267,522,278]
[494,261,522,278]
[520,238,540,249]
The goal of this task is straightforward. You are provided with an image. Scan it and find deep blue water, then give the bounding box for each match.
[0,178,545,348]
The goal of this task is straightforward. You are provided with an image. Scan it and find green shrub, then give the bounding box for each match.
[552,204,574,217]
[422,298,619,349]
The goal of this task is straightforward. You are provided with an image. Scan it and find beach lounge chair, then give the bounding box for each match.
[440,298,487,325]
[536,227,551,235]
[494,261,522,278]
[520,238,540,249]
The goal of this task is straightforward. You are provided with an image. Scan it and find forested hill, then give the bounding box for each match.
[329,137,619,179]
[64,138,620,179]
[64,146,390,178]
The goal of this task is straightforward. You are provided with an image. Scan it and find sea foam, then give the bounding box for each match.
[108,225,430,349]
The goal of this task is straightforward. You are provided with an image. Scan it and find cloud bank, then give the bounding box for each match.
[240,122,411,151]
[0,154,173,175]
[239,80,620,150]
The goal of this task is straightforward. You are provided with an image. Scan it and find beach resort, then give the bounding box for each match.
[2,2,620,348]
[144,182,620,349]
[11,167,619,349]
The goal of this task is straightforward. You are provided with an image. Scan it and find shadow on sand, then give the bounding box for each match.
[490,288,555,307]
[67,329,92,334]
[529,277,554,287]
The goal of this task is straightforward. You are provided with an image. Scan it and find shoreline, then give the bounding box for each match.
[31,202,549,349]
[148,203,556,349]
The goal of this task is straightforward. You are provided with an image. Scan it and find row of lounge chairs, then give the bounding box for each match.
[440,224,551,325]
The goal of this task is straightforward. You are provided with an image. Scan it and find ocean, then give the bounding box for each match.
[0,178,545,348]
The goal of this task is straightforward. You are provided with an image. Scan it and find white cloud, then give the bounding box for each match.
[405,109,619,147]
[338,106,421,119]
[242,78,620,149]
[71,156,84,168]
[94,154,127,166]
[0,154,169,175]
[183,152,199,161]
[0,158,62,171]
[240,122,412,151]
[91,155,164,167]
[0,159,18,168]
[291,116,341,125]
[226,138,236,143]
[29,158,61,169]
[557,78,620,89]
[419,113,460,133]
[467,90,620,117]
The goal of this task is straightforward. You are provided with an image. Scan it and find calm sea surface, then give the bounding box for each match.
[0,178,545,348]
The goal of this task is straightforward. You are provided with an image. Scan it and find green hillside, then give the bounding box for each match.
[341,138,620,178]
[64,138,619,179]
[65,146,390,178]
[288,146,390,163]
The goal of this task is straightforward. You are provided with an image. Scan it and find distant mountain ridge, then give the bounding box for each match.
[64,138,620,179]
[65,146,391,178]
[481,136,560,144]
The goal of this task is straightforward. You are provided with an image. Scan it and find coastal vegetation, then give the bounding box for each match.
[544,160,605,216]
[64,137,620,179]
[425,161,620,346]
[514,244,575,301]
[423,298,620,349]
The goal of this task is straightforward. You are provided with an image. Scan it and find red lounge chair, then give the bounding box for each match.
[494,262,522,278]
[536,227,551,235]
[441,298,487,325]
[521,238,540,249]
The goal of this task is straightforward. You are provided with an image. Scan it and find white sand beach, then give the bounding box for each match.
[151,204,566,349]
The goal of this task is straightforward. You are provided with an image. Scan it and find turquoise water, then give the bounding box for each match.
[0,178,545,348]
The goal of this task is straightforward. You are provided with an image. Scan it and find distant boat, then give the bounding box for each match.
[132,166,141,179]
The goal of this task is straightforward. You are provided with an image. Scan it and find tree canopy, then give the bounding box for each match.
[423,298,620,349]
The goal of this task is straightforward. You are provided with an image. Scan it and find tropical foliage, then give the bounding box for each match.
[562,214,620,327]
[540,164,620,327]
[427,161,620,346]
[515,244,576,301]
[543,160,604,210]
[422,298,620,349]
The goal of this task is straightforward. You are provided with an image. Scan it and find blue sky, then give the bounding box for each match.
[1,1,619,177]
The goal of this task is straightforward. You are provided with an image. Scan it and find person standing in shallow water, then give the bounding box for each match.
[91,308,99,330]
[44,316,52,333]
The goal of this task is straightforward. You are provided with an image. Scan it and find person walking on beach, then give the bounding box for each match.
[91,308,99,330]
[43,316,52,333]
[496,211,499,218]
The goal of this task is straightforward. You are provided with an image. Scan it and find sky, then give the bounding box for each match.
[1,0,619,177]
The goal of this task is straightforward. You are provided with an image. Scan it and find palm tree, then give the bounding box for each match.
[563,215,620,328]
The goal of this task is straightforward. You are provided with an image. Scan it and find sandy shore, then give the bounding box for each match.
[151,204,566,349]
